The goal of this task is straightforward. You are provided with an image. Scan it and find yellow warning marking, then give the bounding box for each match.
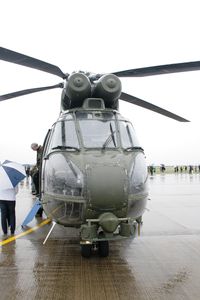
[0,218,51,246]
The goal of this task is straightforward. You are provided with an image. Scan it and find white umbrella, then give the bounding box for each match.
[0,160,26,189]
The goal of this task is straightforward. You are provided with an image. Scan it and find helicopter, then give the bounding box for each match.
[0,47,199,257]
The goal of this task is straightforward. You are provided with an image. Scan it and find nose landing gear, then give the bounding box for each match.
[98,240,109,257]
[80,231,110,258]
[80,240,109,258]
[80,243,92,258]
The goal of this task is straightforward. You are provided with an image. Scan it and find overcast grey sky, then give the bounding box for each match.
[0,0,200,166]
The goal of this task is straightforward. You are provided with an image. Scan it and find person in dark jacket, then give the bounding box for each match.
[31,143,43,217]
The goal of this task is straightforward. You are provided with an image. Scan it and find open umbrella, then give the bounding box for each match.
[0,160,26,189]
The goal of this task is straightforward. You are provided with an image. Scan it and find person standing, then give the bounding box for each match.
[0,185,18,235]
[30,143,43,196]
[31,143,43,217]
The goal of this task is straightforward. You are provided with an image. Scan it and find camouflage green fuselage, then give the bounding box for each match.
[41,106,148,237]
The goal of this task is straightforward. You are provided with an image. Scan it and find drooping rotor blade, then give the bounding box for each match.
[113,61,200,77]
[120,92,189,122]
[0,83,64,101]
[0,47,67,79]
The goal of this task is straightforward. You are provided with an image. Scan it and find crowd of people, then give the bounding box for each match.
[148,164,200,175]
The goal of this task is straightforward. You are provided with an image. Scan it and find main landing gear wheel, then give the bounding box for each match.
[81,244,92,258]
[98,240,109,257]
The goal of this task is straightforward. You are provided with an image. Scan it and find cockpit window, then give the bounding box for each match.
[119,121,140,149]
[48,119,79,151]
[76,112,117,148]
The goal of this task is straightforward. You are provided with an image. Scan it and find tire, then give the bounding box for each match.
[81,244,92,258]
[98,240,109,257]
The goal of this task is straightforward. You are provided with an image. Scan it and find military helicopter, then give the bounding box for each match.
[0,47,199,257]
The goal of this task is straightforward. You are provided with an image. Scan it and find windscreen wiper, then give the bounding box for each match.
[124,146,144,152]
[102,123,116,150]
[52,145,80,151]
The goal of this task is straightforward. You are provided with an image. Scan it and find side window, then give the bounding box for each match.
[47,120,79,152]
[47,122,62,151]
[119,121,140,149]
[42,129,52,158]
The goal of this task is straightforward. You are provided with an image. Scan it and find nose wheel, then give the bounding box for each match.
[98,240,109,257]
[80,240,109,258]
[81,244,92,258]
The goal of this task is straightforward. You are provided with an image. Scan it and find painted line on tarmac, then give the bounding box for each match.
[0,218,51,246]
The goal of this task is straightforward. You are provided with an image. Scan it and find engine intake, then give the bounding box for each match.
[61,72,92,109]
[92,74,121,108]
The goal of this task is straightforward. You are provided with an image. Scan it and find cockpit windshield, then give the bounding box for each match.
[76,111,118,148]
[46,111,141,152]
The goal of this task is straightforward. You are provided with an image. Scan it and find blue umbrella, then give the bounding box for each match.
[0,160,26,189]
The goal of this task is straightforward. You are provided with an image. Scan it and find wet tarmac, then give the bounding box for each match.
[1,174,200,300]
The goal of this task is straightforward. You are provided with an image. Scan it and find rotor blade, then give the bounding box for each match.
[0,83,64,101]
[0,47,67,79]
[113,61,200,77]
[120,92,189,122]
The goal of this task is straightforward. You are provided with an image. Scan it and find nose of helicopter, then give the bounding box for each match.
[86,164,128,215]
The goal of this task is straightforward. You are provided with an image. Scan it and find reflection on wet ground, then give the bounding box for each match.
[0,174,200,300]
